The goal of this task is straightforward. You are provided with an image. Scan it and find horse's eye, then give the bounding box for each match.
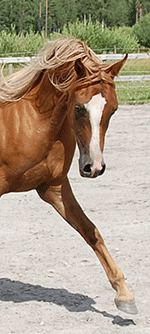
[75,105,85,119]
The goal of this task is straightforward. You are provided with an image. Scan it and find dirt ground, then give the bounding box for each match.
[0,104,150,334]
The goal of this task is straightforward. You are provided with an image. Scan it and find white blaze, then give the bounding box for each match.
[84,93,106,172]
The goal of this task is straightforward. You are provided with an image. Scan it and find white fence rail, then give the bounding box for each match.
[98,53,150,61]
[0,56,35,64]
[0,53,150,81]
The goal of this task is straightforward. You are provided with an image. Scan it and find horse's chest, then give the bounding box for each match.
[0,105,75,193]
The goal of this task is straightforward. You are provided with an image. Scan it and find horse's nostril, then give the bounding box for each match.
[83,164,92,174]
[99,163,106,175]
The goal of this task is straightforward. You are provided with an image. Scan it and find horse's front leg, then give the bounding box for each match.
[37,177,137,314]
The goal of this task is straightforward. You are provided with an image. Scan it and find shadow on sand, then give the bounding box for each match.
[0,278,136,327]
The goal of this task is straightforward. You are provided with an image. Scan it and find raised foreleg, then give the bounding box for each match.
[37,177,137,314]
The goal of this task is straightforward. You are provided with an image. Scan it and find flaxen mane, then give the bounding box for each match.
[0,37,113,103]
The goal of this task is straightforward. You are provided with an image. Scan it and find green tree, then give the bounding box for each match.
[23,0,39,32]
[77,0,107,22]
[136,0,150,16]
[0,0,21,31]
[49,0,78,31]
[62,0,78,23]
[133,12,150,47]
[1,0,150,35]
[0,0,40,33]
[128,0,137,26]
[49,0,67,31]
[105,0,130,26]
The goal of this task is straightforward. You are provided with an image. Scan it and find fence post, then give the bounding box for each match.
[114,45,116,54]
[9,63,13,75]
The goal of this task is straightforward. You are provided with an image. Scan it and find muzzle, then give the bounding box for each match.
[79,160,106,178]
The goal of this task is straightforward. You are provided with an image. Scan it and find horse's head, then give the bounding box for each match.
[73,55,127,178]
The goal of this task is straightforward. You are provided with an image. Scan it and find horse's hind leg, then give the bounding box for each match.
[37,177,138,315]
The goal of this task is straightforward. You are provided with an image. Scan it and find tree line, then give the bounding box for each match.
[0,0,150,35]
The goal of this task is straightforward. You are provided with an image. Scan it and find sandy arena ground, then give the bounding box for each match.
[0,104,150,334]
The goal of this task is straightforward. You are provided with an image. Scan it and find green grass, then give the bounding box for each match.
[120,59,150,76]
[116,81,150,104]
[105,59,150,76]
[103,59,150,104]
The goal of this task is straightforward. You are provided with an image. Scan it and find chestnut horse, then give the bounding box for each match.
[0,38,137,314]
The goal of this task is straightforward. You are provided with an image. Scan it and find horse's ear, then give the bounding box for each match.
[106,54,128,78]
[75,59,86,77]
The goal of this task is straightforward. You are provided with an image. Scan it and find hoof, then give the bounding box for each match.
[115,298,138,315]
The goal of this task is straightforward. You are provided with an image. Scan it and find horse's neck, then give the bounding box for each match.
[31,72,58,114]
[27,72,70,138]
